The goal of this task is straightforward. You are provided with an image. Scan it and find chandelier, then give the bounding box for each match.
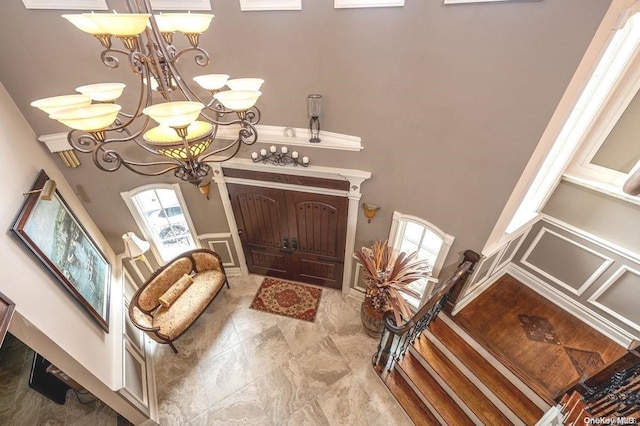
[31,0,263,186]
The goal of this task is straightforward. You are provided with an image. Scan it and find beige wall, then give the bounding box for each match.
[0,1,611,269]
[0,84,146,423]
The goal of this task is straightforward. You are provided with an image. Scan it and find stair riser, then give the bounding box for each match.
[416,335,527,426]
[439,314,550,411]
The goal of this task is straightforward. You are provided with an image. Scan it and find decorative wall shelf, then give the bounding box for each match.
[216,125,364,152]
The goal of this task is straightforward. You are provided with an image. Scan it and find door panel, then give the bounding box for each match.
[289,192,348,289]
[228,184,293,279]
[228,183,348,289]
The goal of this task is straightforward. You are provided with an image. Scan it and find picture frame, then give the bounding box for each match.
[12,170,111,332]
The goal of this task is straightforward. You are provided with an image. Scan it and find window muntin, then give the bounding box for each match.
[123,185,197,263]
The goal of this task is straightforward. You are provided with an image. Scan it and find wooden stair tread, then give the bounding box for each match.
[377,367,440,426]
[428,317,544,425]
[411,334,513,426]
[397,352,476,426]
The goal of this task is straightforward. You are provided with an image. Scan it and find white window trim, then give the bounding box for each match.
[334,0,404,9]
[239,0,301,11]
[444,0,513,4]
[388,211,454,279]
[121,183,201,266]
[388,211,454,309]
[21,0,212,10]
[22,0,107,9]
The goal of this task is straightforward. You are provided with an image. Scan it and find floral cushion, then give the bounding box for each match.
[158,274,193,308]
[192,251,221,273]
[152,270,226,339]
[138,257,192,312]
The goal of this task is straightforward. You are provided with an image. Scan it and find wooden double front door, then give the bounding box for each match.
[228,184,348,289]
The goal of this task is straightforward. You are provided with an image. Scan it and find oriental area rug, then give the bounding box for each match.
[249,278,322,322]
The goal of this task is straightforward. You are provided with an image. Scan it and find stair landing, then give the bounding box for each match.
[453,274,627,403]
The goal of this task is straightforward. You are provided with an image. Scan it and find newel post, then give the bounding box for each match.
[444,249,481,314]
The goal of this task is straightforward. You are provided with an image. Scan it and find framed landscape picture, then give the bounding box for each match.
[12,170,110,332]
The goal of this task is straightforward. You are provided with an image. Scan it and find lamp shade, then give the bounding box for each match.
[50,104,122,132]
[76,83,126,102]
[153,14,176,33]
[144,121,213,160]
[82,13,151,37]
[31,94,92,115]
[62,14,106,35]
[226,78,264,91]
[214,90,261,112]
[193,74,230,91]
[143,101,204,128]
[122,232,150,259]
[163,13,214,33]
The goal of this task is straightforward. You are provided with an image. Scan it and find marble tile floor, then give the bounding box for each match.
[0,333,125,426]
[152,274,413,425]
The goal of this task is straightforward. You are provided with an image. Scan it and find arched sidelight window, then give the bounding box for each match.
[388,211,454,308]
[121,184,199,263]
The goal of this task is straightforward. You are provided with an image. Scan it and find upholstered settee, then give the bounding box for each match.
[128,249,228,353]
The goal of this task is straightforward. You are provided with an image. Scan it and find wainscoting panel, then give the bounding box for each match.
[457,217,640,344]
[588,266,640,332]
[198,233,241,274]
[508,218,640,342]
[520,227,613,296]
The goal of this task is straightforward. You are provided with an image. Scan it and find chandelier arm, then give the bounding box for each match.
[200,138,243,163]
[172,47,210,68]
[92,143,184,177]
[67,131,99,154]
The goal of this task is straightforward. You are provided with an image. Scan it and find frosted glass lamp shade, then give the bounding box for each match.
[50,104,121,132]
[193,74,230,91]
[62,14,105,35]
[144,121,213,160]
[83,13,150,37]
[122,232,150,259]
[76,83,126,102]
[214,90,261,112]
[153,14,176,33]
[164,13,214,33]
[143,101,204,128]
[226,78,264,91]
[31,94,92,115]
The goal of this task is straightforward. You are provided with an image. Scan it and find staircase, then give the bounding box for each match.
[380,313,548,425]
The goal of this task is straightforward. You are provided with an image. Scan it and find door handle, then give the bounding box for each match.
[283,236,289,251]
[291,238,298,251]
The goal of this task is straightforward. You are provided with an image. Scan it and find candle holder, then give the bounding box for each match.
[251,146,309,167]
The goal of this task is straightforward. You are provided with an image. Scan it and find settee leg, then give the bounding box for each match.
[225,279,230,289]
[169,342,178,354]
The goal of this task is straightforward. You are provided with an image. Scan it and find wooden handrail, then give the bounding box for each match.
[383,257,475,334]
[373,250,480,371]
